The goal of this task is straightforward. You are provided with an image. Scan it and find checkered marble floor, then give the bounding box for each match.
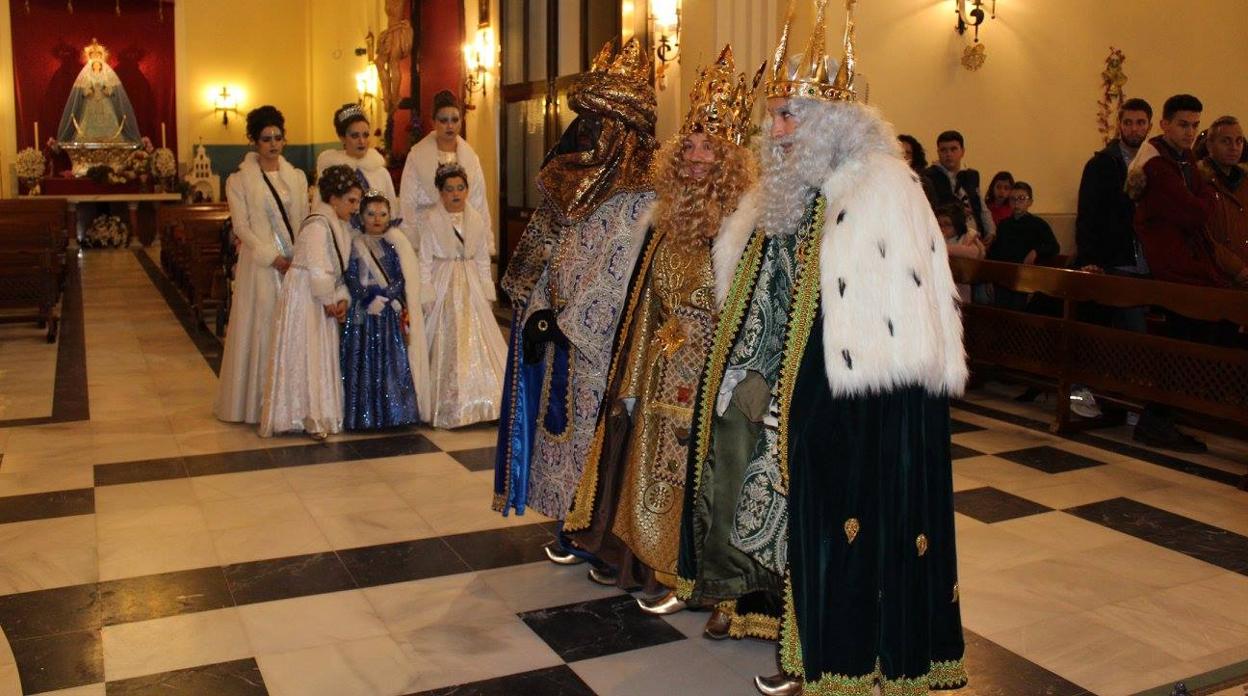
[1,249,1246,696]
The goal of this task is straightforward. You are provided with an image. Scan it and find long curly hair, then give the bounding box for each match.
[650,133,756,248]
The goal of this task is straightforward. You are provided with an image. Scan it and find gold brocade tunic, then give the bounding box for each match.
[608,231,717,584]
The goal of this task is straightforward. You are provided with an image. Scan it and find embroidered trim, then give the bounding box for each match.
[492,324,526,513]
[727,610,781,641]
[675,575,697,601]
[536,346,575,443]
[562,230,664,532]
[779,573,804,676]
[774,195,826,494]
[800,658,969,696]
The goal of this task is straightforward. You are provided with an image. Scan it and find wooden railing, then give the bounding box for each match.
[948,257,1248,440]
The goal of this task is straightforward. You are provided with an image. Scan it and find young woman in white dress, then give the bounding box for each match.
[399,90,491,252]
[416,164,506,428]
[259,165,361,439]
[316,103,397,213]
[216,106,309,424]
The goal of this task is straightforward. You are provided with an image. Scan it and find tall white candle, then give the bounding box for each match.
[34,121,39,147]
[161,122,167,149]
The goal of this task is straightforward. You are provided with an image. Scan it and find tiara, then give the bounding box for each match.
[336,104,365,125]
[362,189,386,199]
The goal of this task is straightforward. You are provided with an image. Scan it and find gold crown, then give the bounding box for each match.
[588,37,650,82]
[766,0,859,103]
[569,38,657,132]
[680,45,765,146]
[84,38,109,63]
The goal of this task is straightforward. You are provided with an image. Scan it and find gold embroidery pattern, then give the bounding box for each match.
[779,573,804,677]
[800,658,968,696]
[916,534,928,557]
[492,325,526,513]
[562,231,665,532]
[774,196,827,495]
[844,518,860,544]
[653,315,688,356]
[675,575,697,601]
[721,604,782,641]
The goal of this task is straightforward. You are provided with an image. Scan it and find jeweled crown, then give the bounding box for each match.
[587,37,650,82]
[84,39,109,63]
[681,45,764,146]
[765,0,859,103]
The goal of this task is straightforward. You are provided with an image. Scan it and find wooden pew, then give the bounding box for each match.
[949,258,1248,453]
[0,199,70,342]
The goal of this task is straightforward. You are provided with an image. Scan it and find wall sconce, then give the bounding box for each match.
[463,27,495,110]
[356,64,380,105]
[649,0,680,90]
[214,86,238,126]
[954,0,996,43]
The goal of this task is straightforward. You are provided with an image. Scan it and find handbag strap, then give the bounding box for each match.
[259,169,296,248]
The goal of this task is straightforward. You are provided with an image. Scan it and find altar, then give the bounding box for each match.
[22,192,183,247]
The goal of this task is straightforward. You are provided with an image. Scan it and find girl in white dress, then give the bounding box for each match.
[316,103,397,214]
[416,164,507,428]
[399,90,491,252]
[259,165,361,439]
[216,106,309,424]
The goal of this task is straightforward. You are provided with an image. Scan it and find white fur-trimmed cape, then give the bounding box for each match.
[709,161,967,398]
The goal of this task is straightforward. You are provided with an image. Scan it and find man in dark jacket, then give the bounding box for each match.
[925,130,995,244]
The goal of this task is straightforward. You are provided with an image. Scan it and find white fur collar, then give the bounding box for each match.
[318,147,387,173]
[1126,140,1162,201]
[711,187,761,307]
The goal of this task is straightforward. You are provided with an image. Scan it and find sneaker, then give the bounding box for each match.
[1069,387,1102,419]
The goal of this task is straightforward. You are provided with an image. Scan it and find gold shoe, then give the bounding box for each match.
[637,591,686,616]
[543,543,585,566]
[309,431,329,442]
[754,673,802,696]
[703,608,732,640]
[587,566,617,586]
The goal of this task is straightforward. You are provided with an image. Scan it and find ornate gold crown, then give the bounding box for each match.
[569,38,656,133]
[84,38,109,63]
[588,37,650,82]
[680,45,765,146]
[765,0,859,103]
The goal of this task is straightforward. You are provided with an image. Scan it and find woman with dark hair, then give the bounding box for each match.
[936,202,984,304]
[400,90,492,251]
[216,106,309,424]
[340,191,429,430]
[985,170,1015,226]
[898,134,935,204]
[316,103,397,214]
[417,163,506,428]
[260,165,362,439]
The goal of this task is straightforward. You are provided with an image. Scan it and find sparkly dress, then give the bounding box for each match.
[340,235,420,430]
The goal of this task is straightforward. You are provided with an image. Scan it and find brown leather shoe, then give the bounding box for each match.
[703,608,732,640]
[754,673,802,695]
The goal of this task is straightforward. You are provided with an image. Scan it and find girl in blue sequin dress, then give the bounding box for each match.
[339,192,430,430]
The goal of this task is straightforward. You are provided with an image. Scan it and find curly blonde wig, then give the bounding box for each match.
[650,133,757,248]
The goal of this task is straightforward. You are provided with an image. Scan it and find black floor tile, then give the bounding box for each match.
[348,433,440,459]
[9,629,104,694]
[520,594,686,663]
[94,457,188,486]
[184,449,277,477]
[962,629,1091,695]
[448,447,497,472]
[409,665,595,696]
[106,658,269,696]
[0,583,100,640]
[954,487,1053,524]
[101,567,234,625]
[950,419,986,434]
[950,443,984,460]
[443,523,557,571]
[997,445,1106,474]
[224,552,357,605]
[337,538,469,588]
[267,440,359,467]
[1067,498,1248,575]
[0,488,94,524]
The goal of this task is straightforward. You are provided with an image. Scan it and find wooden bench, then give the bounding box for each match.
[152,204,231,331]
[950,258,1248,489]
[0,199,70,342]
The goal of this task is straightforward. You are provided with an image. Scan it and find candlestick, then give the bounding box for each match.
[161,122,167,150]
[34,121,39,147]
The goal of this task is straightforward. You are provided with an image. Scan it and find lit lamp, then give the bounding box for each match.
[649,0,680,89]
[214,86,238,126]
[954,0,996,43]
[356,63,380,106]
[462,27,495,110]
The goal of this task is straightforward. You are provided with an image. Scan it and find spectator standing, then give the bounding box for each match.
[1198,115,1248,286]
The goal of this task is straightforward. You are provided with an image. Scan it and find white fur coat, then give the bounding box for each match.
[711,160,967,399]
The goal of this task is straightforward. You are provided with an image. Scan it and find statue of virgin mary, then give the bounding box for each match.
[56,39,141,144]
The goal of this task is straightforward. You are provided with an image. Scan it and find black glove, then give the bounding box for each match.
[522,309,568,364]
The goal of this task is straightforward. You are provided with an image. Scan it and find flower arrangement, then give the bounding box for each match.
[83,214,130,249]
[85,164,128,185]
[1097,47,1128,145]
[151,148,177,178]
[15,147,46,180]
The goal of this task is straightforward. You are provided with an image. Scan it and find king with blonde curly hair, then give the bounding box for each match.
[561,45,766,612]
